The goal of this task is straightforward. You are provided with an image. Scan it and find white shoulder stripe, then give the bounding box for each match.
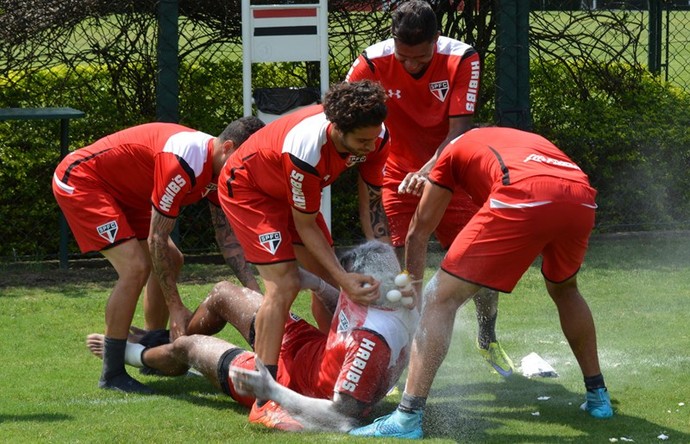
[436,36,473,56]
[163,131,213,177]
[282,113,329,167]
[361,39,396,60]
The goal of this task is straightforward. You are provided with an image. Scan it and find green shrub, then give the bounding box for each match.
[530,60,690,232]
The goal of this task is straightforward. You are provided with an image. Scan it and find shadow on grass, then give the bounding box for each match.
[141,374,249,416]
[402,376,690,443]
[0,413,72,424]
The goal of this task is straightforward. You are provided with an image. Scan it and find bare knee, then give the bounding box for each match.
[265,275,300,312]
[545,276,581,300]
[171,335,197,358]
[118,252,150,287]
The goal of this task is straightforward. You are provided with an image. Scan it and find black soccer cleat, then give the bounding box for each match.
[99,373,154,394]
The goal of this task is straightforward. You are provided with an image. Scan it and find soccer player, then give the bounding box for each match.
[86,241,419,432]
[345,0,513,376]
[350,127,614,439]
[216,80,390,424]
[52,117,264,393]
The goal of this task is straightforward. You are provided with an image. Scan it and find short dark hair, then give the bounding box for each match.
[218,116,265,145]
[323,80,387,134]
[391,0,438,46]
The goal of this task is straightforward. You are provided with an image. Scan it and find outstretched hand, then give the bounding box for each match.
[229,357,276,401]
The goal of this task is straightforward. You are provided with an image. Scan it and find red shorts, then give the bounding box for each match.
[441,178,597,293]
[383,177,478,249]
[218,180,332,265]
[225,317,326,406]
[52,173,148,253]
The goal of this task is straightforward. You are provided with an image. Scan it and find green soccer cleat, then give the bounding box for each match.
[477,340,515,377]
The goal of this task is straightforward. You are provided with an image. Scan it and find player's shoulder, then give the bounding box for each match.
[436,36,475,58]
[362,38,396,61]
[129,121,193,134]
[282,111,329,164]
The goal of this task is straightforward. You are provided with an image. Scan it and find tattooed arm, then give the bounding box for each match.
[148,209,191,340]
[357,173,390,242]
[209,203,261,292]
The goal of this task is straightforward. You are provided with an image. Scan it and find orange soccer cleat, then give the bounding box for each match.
[248,400,304,432]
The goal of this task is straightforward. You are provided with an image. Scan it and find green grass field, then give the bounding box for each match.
[1,232,689,443]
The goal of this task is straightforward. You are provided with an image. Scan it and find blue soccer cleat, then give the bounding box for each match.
[349,408,423,439]
[580,387,614,419]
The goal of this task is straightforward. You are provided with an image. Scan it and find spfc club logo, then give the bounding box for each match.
[429,80,450,102]
[259,231,282,255]
[337,310,350,333]
[97,221,118,243]
[345,155,367,168]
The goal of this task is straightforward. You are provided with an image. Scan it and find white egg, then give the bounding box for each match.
[386,289,402,303]
[394,272,411,288]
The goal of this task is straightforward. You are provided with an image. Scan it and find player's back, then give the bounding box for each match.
[57,123,197,209]
[433,127,591,203]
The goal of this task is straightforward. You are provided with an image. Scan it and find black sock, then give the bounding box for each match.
[256,364,279,407]
[265,364,278,380]
[584,373,606,391]
[398,392,427,413]
[102,337,127,381]
[477,312,498,349]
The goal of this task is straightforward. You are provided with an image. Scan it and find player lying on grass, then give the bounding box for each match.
[87,240,419,432]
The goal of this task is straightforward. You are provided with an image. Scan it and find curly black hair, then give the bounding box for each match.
[323,80,387,134]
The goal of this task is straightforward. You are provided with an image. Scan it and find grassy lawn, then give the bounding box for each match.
[1,232,689,442]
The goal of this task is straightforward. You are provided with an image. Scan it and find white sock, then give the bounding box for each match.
[124,342,146,368]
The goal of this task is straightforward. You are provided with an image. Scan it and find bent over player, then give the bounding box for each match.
[217,80,390,423]
[87,241,419,431]
[346,0,512,375]
[351,127,614,439]
[53,117,263,393]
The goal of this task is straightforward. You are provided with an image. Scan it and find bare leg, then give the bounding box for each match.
[404,270,479,397]
[253,261,300,377]
[187,281,263,340]
[143,272,169,330]
[86,333,187,376]
[546,276,602,377]
[101,240,150,339]
[171,335,241,391]
[99,239,153,393]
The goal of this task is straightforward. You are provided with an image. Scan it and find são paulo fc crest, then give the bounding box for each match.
[429,80,450,102]
[259,231,282,255]
[345,155,367,168]
[337,310,350,333]
[97,221,118,243]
